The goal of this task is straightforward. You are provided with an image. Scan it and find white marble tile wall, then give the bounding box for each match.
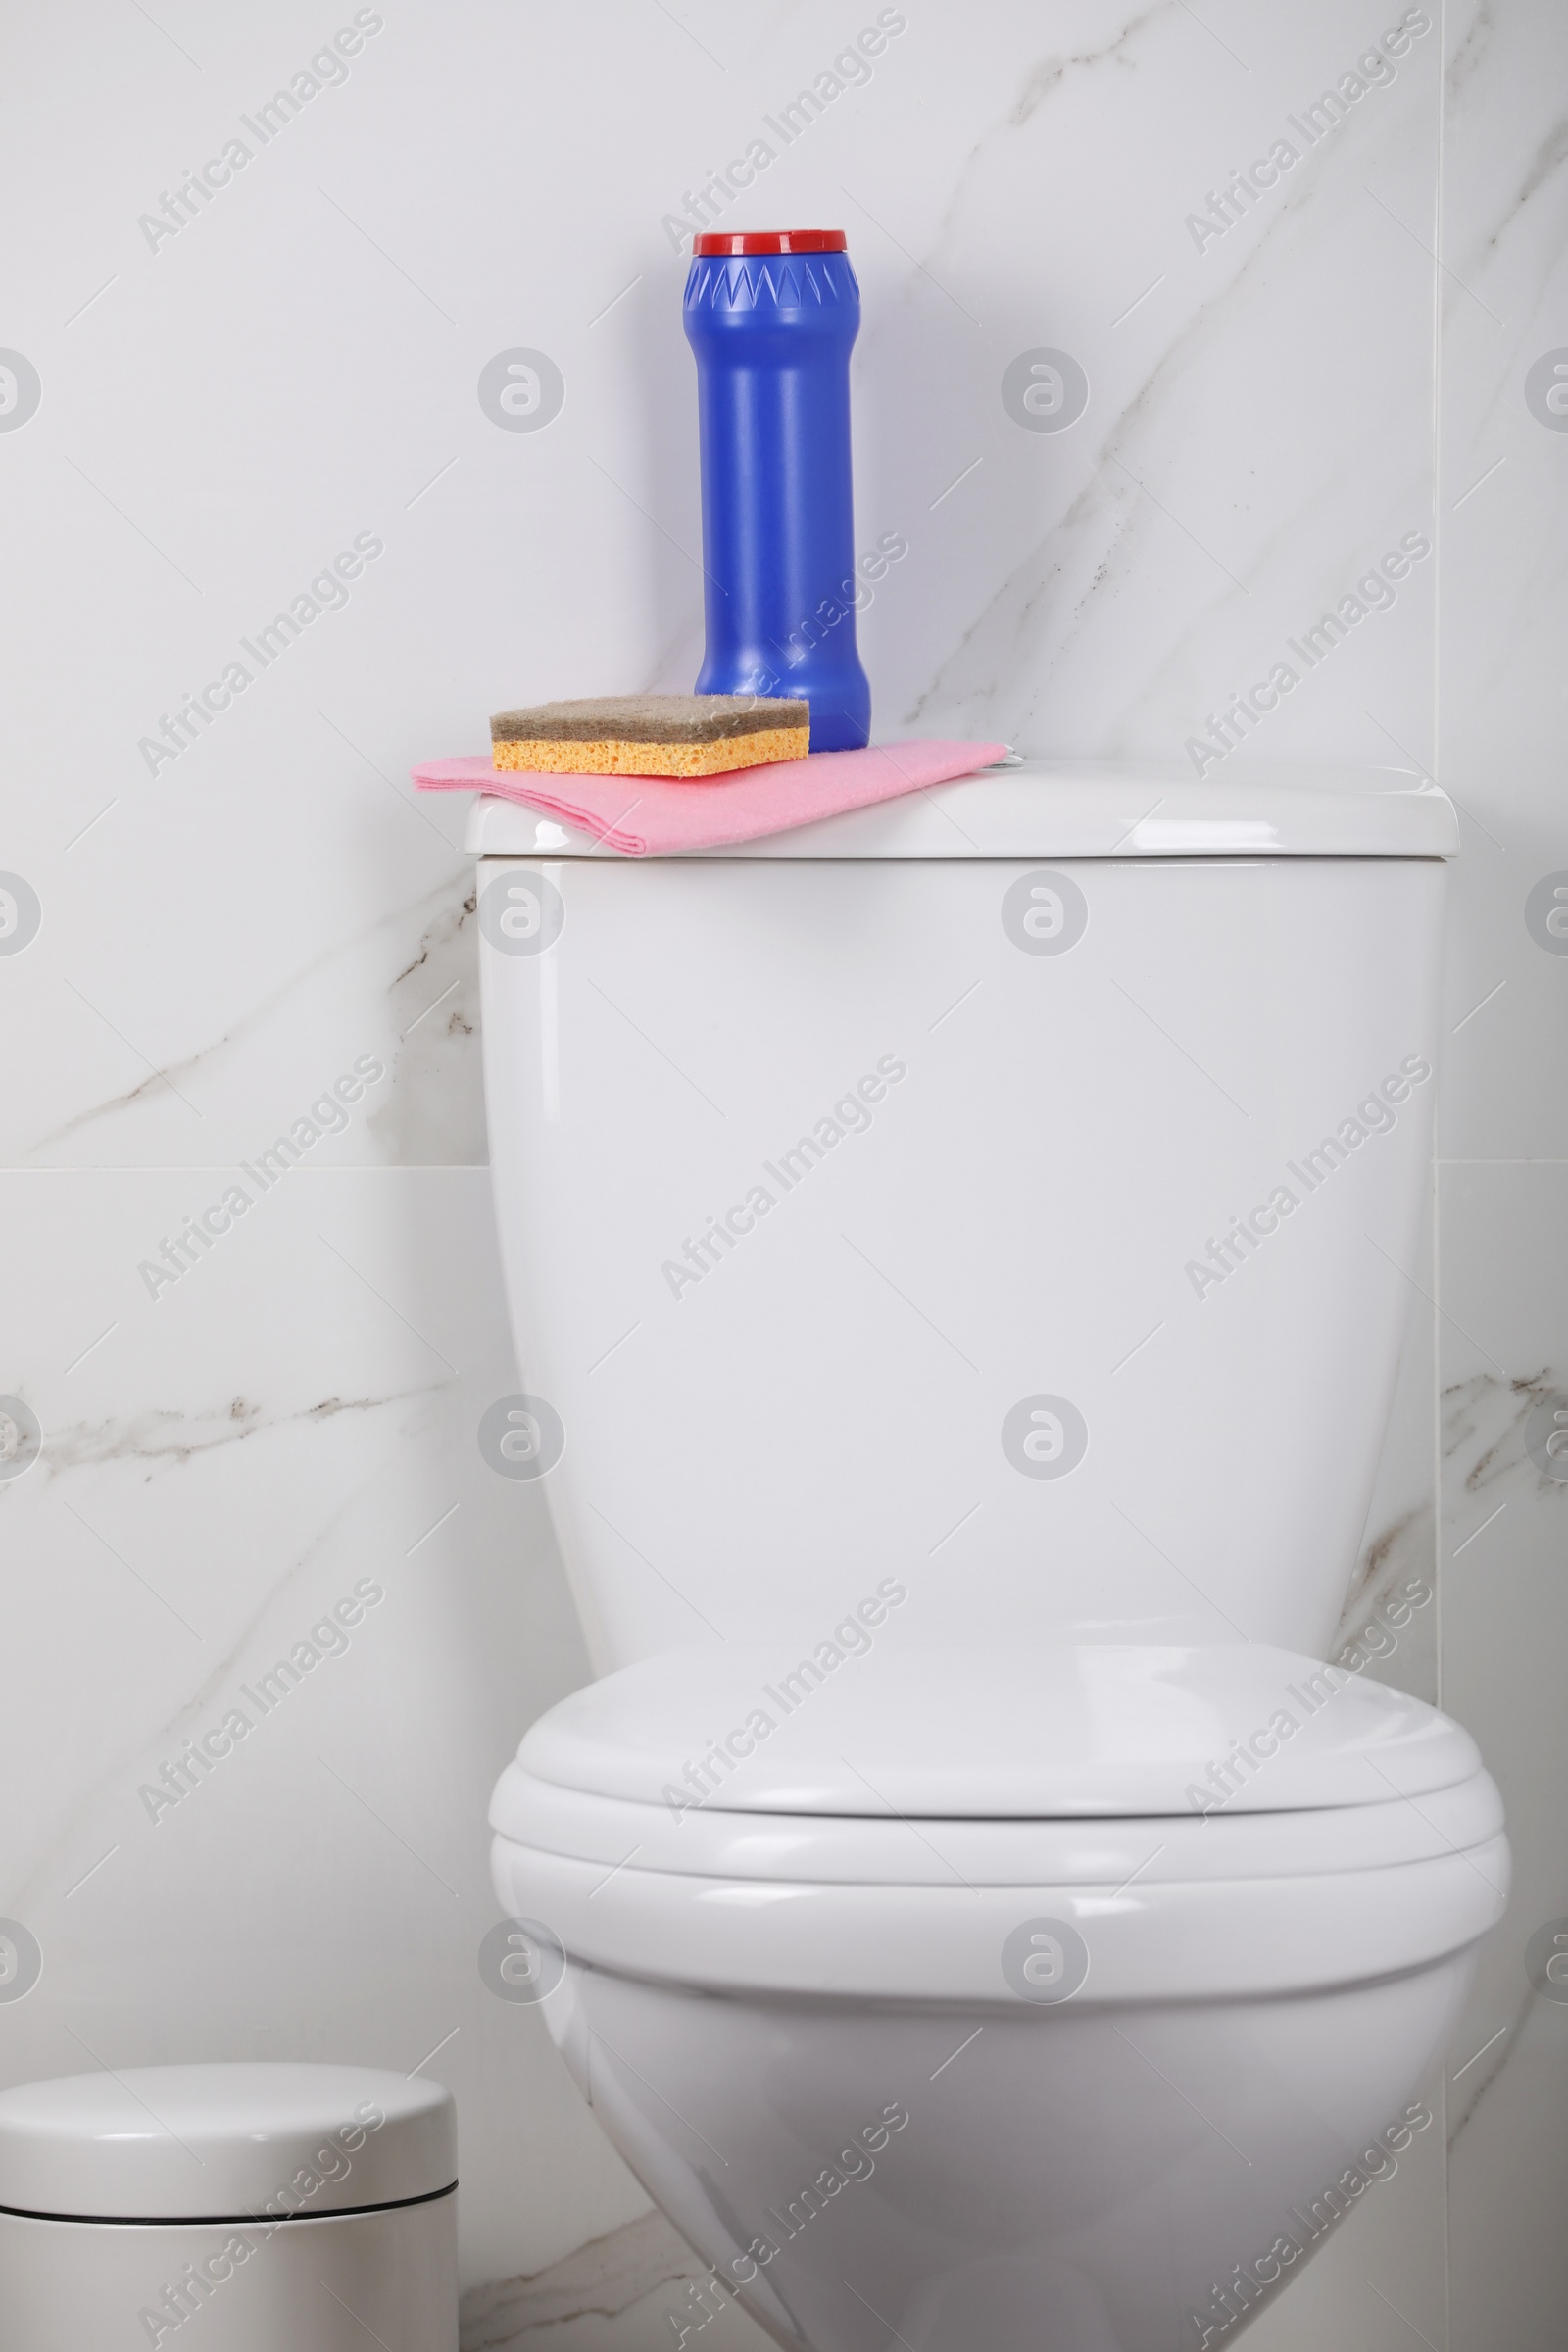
[0,0,1557,2342]
[1436,4,1568,2346]
[1438,1170,1568,2352]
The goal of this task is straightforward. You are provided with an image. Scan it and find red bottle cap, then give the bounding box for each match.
[691,230,848,256]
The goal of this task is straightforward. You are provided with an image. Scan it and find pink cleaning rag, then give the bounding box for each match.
[411,740,1007,857]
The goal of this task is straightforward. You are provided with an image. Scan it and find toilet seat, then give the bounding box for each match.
[494,1759,1504,1886]
[490,1645,1508,2004]
[494,1834,1507,2004]
[506,1642,1482,1820]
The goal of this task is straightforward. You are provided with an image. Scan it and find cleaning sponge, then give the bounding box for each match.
[490,693,809,778]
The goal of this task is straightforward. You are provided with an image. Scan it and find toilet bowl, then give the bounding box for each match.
[490,1644,1504,2351]
[471,760,1505,2351]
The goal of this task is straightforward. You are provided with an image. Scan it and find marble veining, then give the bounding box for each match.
[1441,1365,1563,1501]
[1512,110,1568,213]
[16,863,479,1170]
[1006,7,1163,127]
[903,139,1435,747]
[13,1385,436,1483]
[1445,3,1495,102]
[460,2211,711,2349]
[1331,1499,1435,1650]
[1438,1335,1568,2173]
[368,873,487,1167]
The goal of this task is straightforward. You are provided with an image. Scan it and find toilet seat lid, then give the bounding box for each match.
[515,1644,1481,1818]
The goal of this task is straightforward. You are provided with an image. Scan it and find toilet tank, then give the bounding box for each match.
[473,762,1455,1668]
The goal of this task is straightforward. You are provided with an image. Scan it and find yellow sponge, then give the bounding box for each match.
[491,693,809,778]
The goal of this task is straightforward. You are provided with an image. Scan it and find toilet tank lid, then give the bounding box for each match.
[466,759,1460,859]
[514,1645,1483,1819]
[0,2064,456,2222]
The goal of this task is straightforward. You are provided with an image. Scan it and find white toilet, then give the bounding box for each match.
[473,761,1506,2352]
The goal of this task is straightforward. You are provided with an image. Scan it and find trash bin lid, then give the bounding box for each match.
[0,2064,456,2222]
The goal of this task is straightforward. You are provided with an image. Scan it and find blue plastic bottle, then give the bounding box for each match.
[683,229,870,752]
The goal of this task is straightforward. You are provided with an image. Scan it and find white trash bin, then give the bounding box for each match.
[0,2062,457,2351]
